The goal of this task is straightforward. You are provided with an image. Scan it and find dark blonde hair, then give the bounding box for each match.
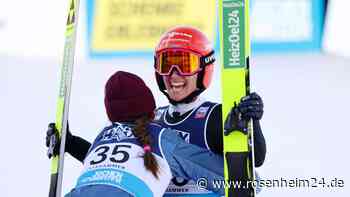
[133,115,160,179]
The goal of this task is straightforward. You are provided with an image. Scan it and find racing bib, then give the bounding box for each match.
[77,141,172,196]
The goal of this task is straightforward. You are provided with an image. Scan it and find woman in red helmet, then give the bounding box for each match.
[152,26,266,196]
[154,26,215,104]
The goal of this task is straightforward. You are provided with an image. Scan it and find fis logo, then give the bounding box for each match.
[101,123,135,142]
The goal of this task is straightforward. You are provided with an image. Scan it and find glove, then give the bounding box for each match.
[224,92,264,136]
[45,122,72,158]
[238,92,264,121]
[224,103,248,136]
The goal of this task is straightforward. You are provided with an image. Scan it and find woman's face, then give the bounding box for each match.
[162,70,198,101]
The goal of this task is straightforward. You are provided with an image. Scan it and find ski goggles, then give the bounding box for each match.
[155,49,215,76]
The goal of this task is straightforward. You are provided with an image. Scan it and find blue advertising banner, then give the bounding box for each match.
[251,0,325,53]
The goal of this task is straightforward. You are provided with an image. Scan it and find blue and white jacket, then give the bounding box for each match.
[65,122,224,197]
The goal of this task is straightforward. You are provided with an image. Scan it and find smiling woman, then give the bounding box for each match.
[154,26,215,105]
[151,26,266,197]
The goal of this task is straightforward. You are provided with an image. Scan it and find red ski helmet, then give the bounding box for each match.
[154,26,215,104]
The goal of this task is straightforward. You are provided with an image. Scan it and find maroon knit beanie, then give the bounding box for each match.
[104,71,156,122]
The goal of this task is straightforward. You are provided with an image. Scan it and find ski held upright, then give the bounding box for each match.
[219,0,256,196]
[48,0,80,197]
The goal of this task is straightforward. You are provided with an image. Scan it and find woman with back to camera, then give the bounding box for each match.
[52,71,225,197]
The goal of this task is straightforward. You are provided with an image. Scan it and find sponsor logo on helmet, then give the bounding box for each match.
[164,38,190,44]
[204,53,215,64]
[168,31,193,38]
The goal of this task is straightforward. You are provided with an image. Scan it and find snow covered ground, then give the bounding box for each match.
[0,53,349,196]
